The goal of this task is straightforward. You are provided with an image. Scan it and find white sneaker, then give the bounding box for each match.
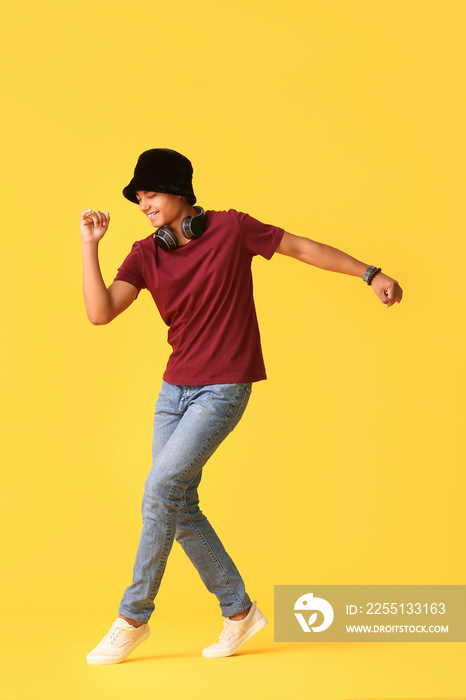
[86,618,150,665]
[202,601,267,658]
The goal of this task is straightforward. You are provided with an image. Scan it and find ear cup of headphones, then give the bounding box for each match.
[153,226,179,251]
[181,206,206,240]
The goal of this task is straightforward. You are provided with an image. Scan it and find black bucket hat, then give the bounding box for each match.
[122,148,196,205]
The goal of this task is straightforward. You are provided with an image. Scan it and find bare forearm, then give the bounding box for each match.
[300,238,368,278]
[81,242,112,324]
[276,231,403,306]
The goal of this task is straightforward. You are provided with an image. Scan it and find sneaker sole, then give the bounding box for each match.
[202,616,268,658]
[86,628,150,665]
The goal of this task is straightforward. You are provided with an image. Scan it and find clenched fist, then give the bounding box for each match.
[371,272,403,307]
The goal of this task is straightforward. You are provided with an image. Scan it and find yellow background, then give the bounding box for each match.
[1,0,464,698]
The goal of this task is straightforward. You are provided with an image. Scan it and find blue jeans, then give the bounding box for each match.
[118,380,253,623]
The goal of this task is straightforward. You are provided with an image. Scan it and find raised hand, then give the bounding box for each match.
[80,209,110,244]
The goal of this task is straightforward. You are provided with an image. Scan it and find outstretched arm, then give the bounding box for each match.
[276,231,403,307]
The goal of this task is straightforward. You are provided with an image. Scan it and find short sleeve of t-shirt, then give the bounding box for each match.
[233,210,285,259]
[113,241,147,297]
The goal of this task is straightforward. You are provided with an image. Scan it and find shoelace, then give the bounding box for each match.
[105,624,124,645]
[219,620,230,640]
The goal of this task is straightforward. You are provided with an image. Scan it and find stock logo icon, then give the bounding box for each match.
[294,592,334,632]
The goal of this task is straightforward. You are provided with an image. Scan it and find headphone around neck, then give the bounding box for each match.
[153,206,206,252]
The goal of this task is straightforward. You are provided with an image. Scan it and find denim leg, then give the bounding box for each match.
[175,465,252,618]
[118,381,253,623]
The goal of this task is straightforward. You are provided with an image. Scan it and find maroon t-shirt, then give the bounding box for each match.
[113,208,285,385]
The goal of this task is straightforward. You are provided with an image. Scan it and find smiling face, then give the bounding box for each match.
[135,191,188,229]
